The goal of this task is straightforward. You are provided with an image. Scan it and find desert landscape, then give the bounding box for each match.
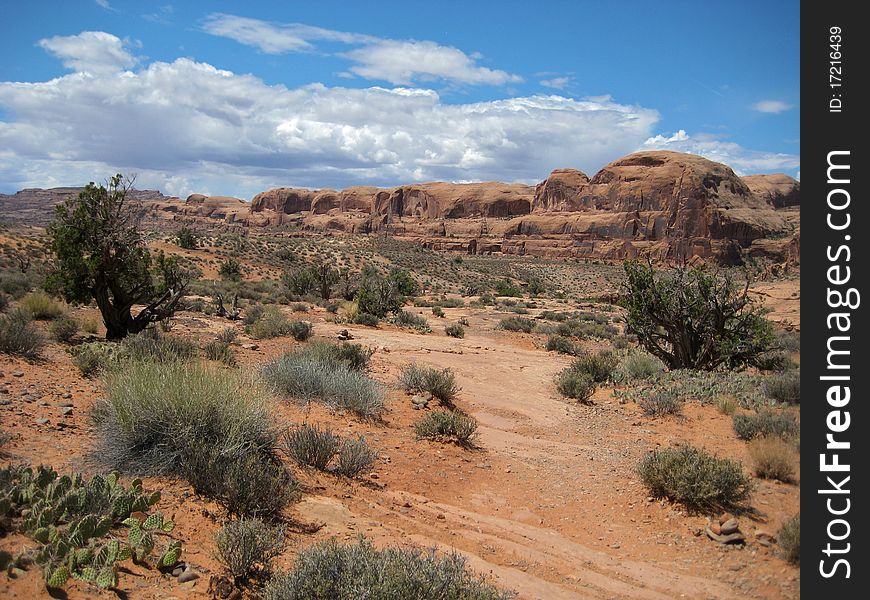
[0,149,800,599]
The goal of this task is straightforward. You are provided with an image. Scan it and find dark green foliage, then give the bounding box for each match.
[0,308,45,358]
[175,227,198,250]
[566,350,617,383]
[545,335,576,355]
[334,437,376,478]
[215,518,285,581]
[778,514,800,564]
[262,537,514,600]
[50,316,79,343]
[392,310,431,332]
[445,323,465,338]
[356,266,416,318]
[45,175,198,340]
[282,424,340,470]
[764,370,800,404]
[555,369,595,403]
[414,411,478,447]
[620,261,774,370]
[398,364,460,405]
[494,279,523,297]
[248,306,294,339]
[243,303,266,325]
[203,340,237,366]
[350,312,380,326]
[119,329,198,363]
[497,316,535,333]
[288,320,314,341]
[303,340,372,371]
[732,409,799,440]
[219,258,243,282]
[0,465,180,591]
[637,446,754,512]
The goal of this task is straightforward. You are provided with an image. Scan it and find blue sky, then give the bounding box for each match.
[0,0,799,198]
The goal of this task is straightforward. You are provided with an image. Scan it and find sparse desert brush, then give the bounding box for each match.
[93,361,293,518]
[334,436,377,478]
[714,395,739,416]
[216,326,239,344]
[774,330,801,353]
[613,369,767,408]
[0,308,44,358]
[566,350,617,383]
[248,306,294,339]
[20,291,65,320]
[555,368,595,403]
[637,446,754,512]
[545,335,576,355]
[263,537,514,600]
[414,410,478,446]
[283,423,340,470]
[119,329,198,363]
[764,370,800,404]
[291,302,309,312]
[613,350,664,383]
[203,339,237,366]
[778,514,800,564]
[70,341,117,376]
[496,316,535,333]
[748,437,796,482]
[432,305,445,318]
[732,409,799,440]
[351,311,380,327]
[215,518,285,582]
[81,316,100,334]
[49,315,79,342]
[755,350,797,372]
[392,309,431,332]
[638,391,682,417]
[303,339,372,371]
[288,320,314,341]
[398,364,460,404]
[243,303,266,325]
[445,323,465,338]
[262,347,385,419]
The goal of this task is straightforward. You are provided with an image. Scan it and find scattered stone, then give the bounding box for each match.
[177,570,200,584]
[61,407,73,416]
[12,371,24,377]
[337,329,353,341]
[61,392,72,399]
[436,513,446,520]
[171,565,186,577]
[369,473,380,480]
[34,418,49,425]
[720,518,740,535]
[705,526,745,545]
[242,343,259,351]
[58,402,73,408]
[611,543,621,549]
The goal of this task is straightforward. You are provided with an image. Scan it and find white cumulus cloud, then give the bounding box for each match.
[37,31,136,75]
[752,100,794,114]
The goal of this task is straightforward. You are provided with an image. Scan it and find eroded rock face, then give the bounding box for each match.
[533,169,594,212]
[742,173,800,208]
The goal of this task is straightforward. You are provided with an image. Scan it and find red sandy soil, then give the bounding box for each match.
[0,297,800,599]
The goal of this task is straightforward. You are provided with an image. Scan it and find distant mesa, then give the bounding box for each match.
[0,150,799,264]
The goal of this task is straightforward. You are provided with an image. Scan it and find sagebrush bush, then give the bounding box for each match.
[262,348,385,419]
[774,330,801,353]
[203,339,237,366]
[0,308,45,358]
[764,370,800,404]
[497,316,535,333]
[351,312,380,326]
[243,304,266,325]
[445,323,465,338]
[216,518,285,581]
[0,292,8,313]
[70,341,116,376]
[49,316,79,342]
[638,391,682,417]
[283,424,340,470]
[414,410,478,446]
[748,437,796,482]
[392,310,431,332]
[288,320,314,341]
[303,340,372,371]
[556,368,595,403]
[545,335,576,355]
[568,350,617,383]
[93,362,293,517]
[334,436,376,478]
[248,306,294,339]
[20,291,65,320]
[398,364,460,404]
[613,351,664,383]
[732,409,799,440]
[637,446,754,512]
[432,306,445,318]
[778,514,800,564]
[216,327,239,344]
[263,537,514,600]
[714,395,739,416]
[120,329,198,363]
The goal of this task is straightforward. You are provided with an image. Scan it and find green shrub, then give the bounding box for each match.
[0,308,45,358]
[613,351,664,383]
[432,306,445,318]
[0,293,8,312]
[216,327,239,344]
[248,306,294,339]
[219,258,243,282]
[755,351,796,372]
[714,395,739,416]
[303,340,372,371]
[50,316,79,342]
[392,310,431,332]
[445,323,465,338]
[92,362,293,518]
[638,391,682,417]
[637,446,754,512]
[243,304,266,325]
[414,410,478,446]
[176,227,198,250]
[20,291,65,320]
[764,370,800,404]
[262,537,513,600]
[497,316,535,333]
[351,312,380,327]
[778,514,800,564]
[216,518,285,581]
[732,409,799,440]
[283,424,340,470]
[545,335,576,355]
[398,364,460,404]
[774,330,801,353]
[288,320,314,341]
[748,437,796,482]
[555,369,595,403]
[262,350,385,419]
[119,329,198,363]
[203,339,237,366]
[70,341,116,376]
[334,436,376,478]
[568,351,617,383]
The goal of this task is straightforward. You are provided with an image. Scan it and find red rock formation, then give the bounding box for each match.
[742,173,800,208]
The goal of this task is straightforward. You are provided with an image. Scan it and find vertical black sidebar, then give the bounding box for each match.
[802,1,868,596]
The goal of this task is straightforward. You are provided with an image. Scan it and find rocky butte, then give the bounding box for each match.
[1,151,799,264]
